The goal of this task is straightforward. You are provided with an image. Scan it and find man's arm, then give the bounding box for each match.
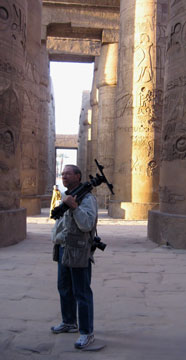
[63,193,97,232]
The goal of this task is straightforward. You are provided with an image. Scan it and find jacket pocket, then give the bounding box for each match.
[62,232,91,268]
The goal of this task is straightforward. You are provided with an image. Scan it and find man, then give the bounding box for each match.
[51,164,98,350]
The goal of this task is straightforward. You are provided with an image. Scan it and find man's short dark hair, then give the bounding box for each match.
[64,164,82,181]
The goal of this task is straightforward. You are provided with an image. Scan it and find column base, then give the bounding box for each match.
[148,210,186,249]
[20,196,41,216]
[40,194,52,208]
[108,200,159,220]
[0,208,26,247]
[97,194,110,209]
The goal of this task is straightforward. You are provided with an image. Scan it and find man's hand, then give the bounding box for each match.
[63,195,78,210]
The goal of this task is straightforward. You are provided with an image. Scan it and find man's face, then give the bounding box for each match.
[61,166,80,190]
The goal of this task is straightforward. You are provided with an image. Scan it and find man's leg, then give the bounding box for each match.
[57,246,77,325]
[71,260,93,335]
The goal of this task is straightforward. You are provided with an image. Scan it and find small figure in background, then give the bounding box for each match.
[50,185,62,218]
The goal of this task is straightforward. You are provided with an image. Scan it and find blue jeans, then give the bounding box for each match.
[57,246,94,335]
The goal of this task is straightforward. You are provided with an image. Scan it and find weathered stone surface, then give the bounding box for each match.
[47,77,56,194]
[149,0,186,248]
[148,210,186,249]
[55,134,78,149]
[0,208,26,247]
[0,0,27,246]
[90,57,99,176]
[77,91,91,181]
[109,0,168,219]
[20,0,42,215]
[42,1,120,40]
[43,0,120,7]
[47,37,101,62]
[96,43,118,208]
[0,0,27,211]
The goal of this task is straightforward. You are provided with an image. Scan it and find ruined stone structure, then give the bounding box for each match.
[2,0,186,248]
[0,0,55,246]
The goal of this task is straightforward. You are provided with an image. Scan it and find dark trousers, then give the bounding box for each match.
[57,246,94,335]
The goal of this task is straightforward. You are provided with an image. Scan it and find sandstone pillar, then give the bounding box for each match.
[38,43,50,197]
[77,91,91,182]
[96,43,118,208]
[20,0,42,215]
[148,0,186,248]
[47,77,56,195]
[39,42,56,207]
[0,0,27,246]
[90,57,99,176]
[109,0,168,219]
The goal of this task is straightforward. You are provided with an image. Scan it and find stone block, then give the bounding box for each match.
[148,210,186,249]
[0,208,26,248]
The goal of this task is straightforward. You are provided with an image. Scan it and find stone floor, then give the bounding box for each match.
[0,209,186,360]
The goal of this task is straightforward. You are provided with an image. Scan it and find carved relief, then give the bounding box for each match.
[0,0,11,31]
[0,87,21,153]
[0,0,26,50]
[147,160,158,177]
[134,33,153,83]
[161,130,186,161]
[137,86,153,116]
[0,58,24,79]
[167,22,182,53]
[0,129,15,156]
[21,142,37,170]
[116,92,132,119]
[159,186,185,203]
[22,176,36,190]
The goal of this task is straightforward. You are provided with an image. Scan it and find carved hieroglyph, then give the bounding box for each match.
[159,0,186,215]
[109,0,168,218]
[148,0,186,249]
[20,0,42,202]
[0,0,27,210]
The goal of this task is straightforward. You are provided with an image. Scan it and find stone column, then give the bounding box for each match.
[47,77,56,195]
[77,91,91,182]
[38,42,54,208]
[109,0,168,219]
[20,0,42,215]
[148,0,186,248]
[0,0,27,246]
[90,57,99,176]
[96,43,118,208]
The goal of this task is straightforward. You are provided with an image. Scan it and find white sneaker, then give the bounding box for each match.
[74,334,95,349]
